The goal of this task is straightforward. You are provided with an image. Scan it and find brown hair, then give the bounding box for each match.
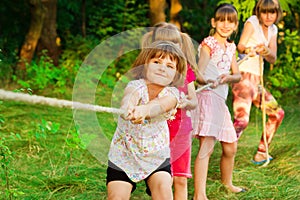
[132,40,186,87]
[209,3,238,39]
[255,0,283,24]
[141,23,199,80]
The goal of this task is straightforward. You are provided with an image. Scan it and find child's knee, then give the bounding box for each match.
[173,176,187,188]
[268,107,284,123]
[149,180,172,199]
[234,119,249,137]
[147,171,172,197]
[198,145,214,159]
[222,143,237,157]
[277,108,284,121]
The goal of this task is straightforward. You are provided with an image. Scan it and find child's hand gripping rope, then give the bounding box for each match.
[237,46,258,65]
[178,92,196,109]
[195,83,213,93]
[195,54,248,94]
[195,77,222,93]
[237,45,271,65]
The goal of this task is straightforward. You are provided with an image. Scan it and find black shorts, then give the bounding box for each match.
[106,159,171,195]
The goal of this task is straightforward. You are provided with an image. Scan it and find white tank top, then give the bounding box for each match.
[238,15,278,75]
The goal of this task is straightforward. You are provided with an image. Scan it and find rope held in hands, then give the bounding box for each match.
[195,51,251,93]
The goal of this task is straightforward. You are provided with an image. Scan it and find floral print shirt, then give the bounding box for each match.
[108,79,179,182]
[198,36,236,100]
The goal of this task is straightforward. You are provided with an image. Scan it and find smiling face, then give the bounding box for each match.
[131,40,186,87]
[212,17,238,39]
[210,4,238,40]
[145,55,177,86]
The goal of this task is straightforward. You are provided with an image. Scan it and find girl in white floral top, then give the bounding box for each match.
[107,40,187,200]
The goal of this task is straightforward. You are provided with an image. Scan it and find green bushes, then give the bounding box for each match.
[13,52,75,95]
[266,30,300,104]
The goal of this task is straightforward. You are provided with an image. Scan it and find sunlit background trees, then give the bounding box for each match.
[0,0,299,102]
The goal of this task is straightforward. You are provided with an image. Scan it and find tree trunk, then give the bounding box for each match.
[149,0,167,26]
[18,0,45,71]
[170,0,182,30]
[82,0,86,37]
[36,0,59,66]
[294,11,299,31]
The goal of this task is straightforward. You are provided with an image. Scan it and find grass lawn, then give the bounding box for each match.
[0,90,299,199]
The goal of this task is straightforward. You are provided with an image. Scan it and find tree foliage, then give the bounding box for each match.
[267,30,300,103]
[0,0,299,103]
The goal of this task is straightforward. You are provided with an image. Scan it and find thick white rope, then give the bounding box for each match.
[0,89,125,115]
[237,54,250,65]
[259,55,270,167]
[195,83,213,93]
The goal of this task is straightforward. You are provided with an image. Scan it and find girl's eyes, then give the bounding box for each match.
[155,63,175,69]
[167,64,176,69]
[151,59,176,69]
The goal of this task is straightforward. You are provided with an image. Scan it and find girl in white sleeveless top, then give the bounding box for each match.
[232,0,284,165]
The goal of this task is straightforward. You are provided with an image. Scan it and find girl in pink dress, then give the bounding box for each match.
[143,23,199,200]
[107,41,187,200]
[191,4,245,200]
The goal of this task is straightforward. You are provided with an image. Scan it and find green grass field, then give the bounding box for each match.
[0,91,299,199]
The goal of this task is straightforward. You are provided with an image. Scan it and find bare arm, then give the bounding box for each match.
[237,21,255,54]
[197,44,223,88]
[196,45,210,84]
[130,95,177,124]
[120,86,141,119]
[256,35,277,64]
[238,21,277,64]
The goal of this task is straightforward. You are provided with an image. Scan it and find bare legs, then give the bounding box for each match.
[193,138,243,200]
[107,181,132,200]
[147,171,173,200]
[173,176,188,200]
[193,137,215,200]
[220,141,243,193]
[107,171,173,200]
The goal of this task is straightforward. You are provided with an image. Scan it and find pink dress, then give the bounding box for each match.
[192,36,238,143]
[167,64,195,178]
